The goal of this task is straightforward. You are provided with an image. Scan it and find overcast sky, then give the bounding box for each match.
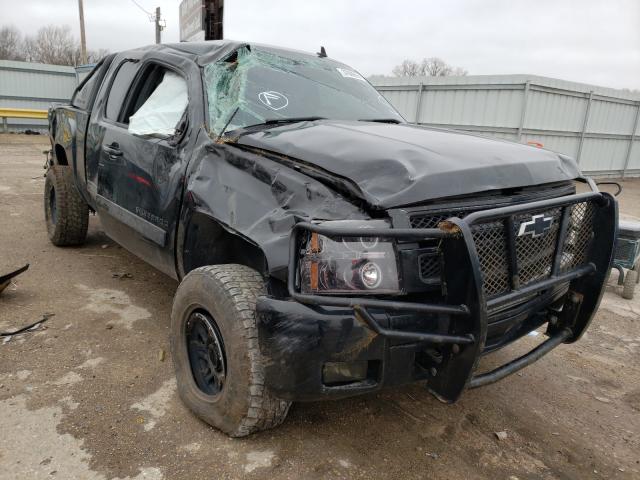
[1,0,638,89]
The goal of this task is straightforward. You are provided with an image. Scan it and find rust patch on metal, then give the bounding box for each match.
[335,307,377,358]
[215,135,240,144]
[438,220,462,235]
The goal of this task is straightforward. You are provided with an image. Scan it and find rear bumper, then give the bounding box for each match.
[257,191,617,402]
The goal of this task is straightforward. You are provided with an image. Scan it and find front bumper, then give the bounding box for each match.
[257,191,617,402]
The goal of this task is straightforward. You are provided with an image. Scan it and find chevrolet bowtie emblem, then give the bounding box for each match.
[518,214,553,238]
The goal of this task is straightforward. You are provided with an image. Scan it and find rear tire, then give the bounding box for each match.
[170,264,291,437]
[44,165,89,246]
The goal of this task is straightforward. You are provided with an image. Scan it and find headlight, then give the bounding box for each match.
[299,220,400,295]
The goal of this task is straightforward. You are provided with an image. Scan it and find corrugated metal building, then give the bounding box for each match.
[0,60,79,130]
[370,74,640,177]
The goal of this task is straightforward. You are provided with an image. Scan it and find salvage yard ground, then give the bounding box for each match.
[0,133,639,479]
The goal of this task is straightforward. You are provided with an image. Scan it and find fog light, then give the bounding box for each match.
[322,361,368,385]
[360,262,382,289]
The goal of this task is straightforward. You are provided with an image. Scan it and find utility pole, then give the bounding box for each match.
[78,0,87,64]
[205,0,224,40]
[154,6,162,44]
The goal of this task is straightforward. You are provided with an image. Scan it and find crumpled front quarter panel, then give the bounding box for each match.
[183,135,367,275]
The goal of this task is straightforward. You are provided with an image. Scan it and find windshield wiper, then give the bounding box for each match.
[218,106,240,139]
[244,116,327,128]
[358,118,402,124]
[220,116,327,142]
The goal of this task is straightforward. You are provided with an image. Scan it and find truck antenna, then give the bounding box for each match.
[317,46,327,58]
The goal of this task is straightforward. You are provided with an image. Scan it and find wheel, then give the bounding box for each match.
[170,264,291,437]
[44,165,89,246]
[622,269,638,300]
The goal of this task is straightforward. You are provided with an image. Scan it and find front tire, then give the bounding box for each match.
[44,165,89,246]
[170,264,291,437]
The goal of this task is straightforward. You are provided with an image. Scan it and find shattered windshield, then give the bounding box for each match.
[203,46,404,136]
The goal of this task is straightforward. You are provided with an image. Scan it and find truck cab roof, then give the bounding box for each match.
[115,40,325,67]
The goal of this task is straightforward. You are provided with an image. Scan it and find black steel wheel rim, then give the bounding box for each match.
[49,185,57,224]
[186,311,226,396]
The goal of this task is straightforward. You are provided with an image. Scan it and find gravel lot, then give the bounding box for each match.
[0,133,639,480]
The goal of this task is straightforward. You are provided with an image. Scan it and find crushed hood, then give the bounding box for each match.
[237,120,581,208]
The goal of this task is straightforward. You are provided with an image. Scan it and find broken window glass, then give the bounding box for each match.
[128,71,188,137]
[203,46,403,136]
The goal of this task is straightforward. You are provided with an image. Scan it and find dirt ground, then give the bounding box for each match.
[0,133,638,480]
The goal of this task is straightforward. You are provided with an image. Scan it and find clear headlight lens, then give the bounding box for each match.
[299,221,400,295]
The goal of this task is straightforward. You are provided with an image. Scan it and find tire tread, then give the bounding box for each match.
[44,165,88,246]
[175,264,290,437]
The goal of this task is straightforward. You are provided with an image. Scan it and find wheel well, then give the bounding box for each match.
[54,144,68,166]
[182,213,268,276]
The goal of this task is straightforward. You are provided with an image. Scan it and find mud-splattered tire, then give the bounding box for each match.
[622,269,638,300]
[171,264,291,437]
[44,165,89,246]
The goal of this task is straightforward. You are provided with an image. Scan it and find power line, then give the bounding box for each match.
[127,0,165,43]
[128,0,153,19]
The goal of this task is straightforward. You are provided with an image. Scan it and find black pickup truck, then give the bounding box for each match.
[46,40,617,437]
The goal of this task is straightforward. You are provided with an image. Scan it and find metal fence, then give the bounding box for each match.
[371,75,640,177]
[0,60,80,131]
[2,60,639,177]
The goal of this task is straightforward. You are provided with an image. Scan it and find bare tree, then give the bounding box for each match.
[86,48,110,64]
[0,24,109,66]
[0,25,24,61]
[393,57,468,77]
[70,45,109,65]
[422,57,468,77]
[23,25,79,65]
[392,59,423,77]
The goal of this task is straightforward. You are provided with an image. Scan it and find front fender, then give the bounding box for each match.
[177,136,368,280]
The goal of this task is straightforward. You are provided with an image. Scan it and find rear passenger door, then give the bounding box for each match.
[93,58,190,276]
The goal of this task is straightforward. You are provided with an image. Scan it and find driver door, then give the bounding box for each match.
[95,60,189,276]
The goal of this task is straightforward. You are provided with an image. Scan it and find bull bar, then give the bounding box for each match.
[283,191,617,402]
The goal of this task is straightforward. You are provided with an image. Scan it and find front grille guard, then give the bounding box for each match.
[287,191,617,401]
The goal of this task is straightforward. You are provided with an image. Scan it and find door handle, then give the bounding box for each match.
[103,143,123,159]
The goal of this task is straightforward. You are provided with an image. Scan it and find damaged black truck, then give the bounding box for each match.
[46,41,617,437]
